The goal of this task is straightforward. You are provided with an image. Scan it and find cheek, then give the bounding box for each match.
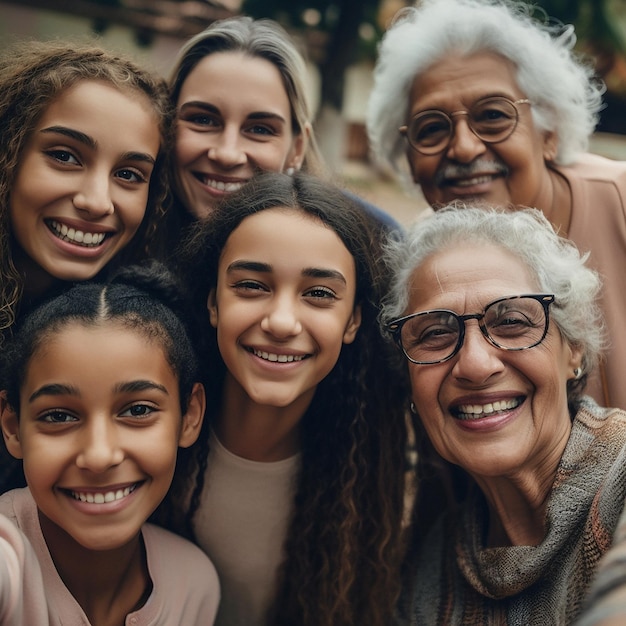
[409,156,441,199]
[410,368,442,407]
[498,136,544,181]
[117,195,150,239]
[10,175,37,223]
[253,142,292,171]
[21,441,59,487]
[136,430,180,481]
[174,130,198,166]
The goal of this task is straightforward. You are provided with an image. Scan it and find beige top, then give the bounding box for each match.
[193,432,300,626]
[555,153,626,410]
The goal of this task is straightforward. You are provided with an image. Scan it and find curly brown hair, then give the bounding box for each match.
[0,39,174,346]
[155,171,410,626]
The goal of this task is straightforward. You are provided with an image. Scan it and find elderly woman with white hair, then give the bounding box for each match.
[380,206,626,624]
[367,0,626,410]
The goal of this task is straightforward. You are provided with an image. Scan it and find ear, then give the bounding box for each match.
[542,131,558,162]
[0,392,23,460]
[207,289,218,329]
[565,342,584,381]
[287,122,310,172]
[342,304,362,345]
[178,383,205,448]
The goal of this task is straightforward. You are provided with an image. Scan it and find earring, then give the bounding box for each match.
[574,367,582,379]
[409,402,418,415]
[285,167,295,176]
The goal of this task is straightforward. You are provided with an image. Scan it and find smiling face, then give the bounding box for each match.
[10,80,160,291]
[405,243,581,481]
[174,52,306,219]
[406,51,557,210]
[208,207,361,412]
[0,323,203,552]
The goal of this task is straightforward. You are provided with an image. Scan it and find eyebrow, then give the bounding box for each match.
[29,383,79,403]
[114,380,169,395]
[227,261,347,284]
[40,125,156,165]
[28,380,168,403]
[41,125,95,149]
[179,101,286,124]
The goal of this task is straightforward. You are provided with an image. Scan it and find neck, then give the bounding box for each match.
[39,512,151,626]
[215,373,311,462]
[535,165,573,236]
[471,428,570,547]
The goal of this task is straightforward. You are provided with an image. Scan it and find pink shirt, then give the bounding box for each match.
[555,153,626,410]
[0,488,220,625]
[0,513,48,625]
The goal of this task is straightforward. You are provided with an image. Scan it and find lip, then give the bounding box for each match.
[44,217,117,258]
[59,481,143,515]
[191,172,249,196]
[441,172,504,196]
[449,393,526,432]
[244,344,312,365]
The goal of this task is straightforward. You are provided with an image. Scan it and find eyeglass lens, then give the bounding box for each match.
[399,296,548,364]
[407,97,519,154]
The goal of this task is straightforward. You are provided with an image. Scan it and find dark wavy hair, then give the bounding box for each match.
[0,39,175,347]
[160,171,410,626]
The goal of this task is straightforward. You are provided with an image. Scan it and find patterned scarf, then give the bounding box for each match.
[399,398,626,625]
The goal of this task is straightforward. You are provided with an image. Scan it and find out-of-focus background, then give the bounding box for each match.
[1,0,626,226]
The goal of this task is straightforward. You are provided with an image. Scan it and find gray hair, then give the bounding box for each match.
[380,205,604,400]
[367,0,603,178]
[169,15,323,175]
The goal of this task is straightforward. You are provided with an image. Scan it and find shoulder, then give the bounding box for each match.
[569,398,626,496]
[572,398,626,455]
[342,189,405,234]
[142,523,219,583]
[0,488,33,524]
[557,153,626,185]
[575,397,626,430]
[0,514,48,626]
[141,524,220,625]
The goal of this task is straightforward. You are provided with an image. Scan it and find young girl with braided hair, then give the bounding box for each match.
[0,262,219,625]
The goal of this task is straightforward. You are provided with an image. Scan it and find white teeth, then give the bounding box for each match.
[252,348,305,363]
[454,175,496,187]
[48,220,106,247]
[71,485,135,504]
[456,398,521,420]
[204,178,244,192]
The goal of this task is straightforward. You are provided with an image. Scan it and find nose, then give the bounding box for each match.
[451,322,504,384]
[445,116,486,163]
[73,171,114,218]
[75,418,124,473]
[260,295,302,339]
[207,127,247,169]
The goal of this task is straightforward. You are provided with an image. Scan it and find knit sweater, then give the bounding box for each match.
[398,398,626,626]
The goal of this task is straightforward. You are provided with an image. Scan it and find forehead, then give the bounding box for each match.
[24,321,176,384]
[405,242,539,313]
[178,51,290,108]
[409,50,523,113]
[220,207,355,274]
[41,80,155,121]
[29,80,160,157]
